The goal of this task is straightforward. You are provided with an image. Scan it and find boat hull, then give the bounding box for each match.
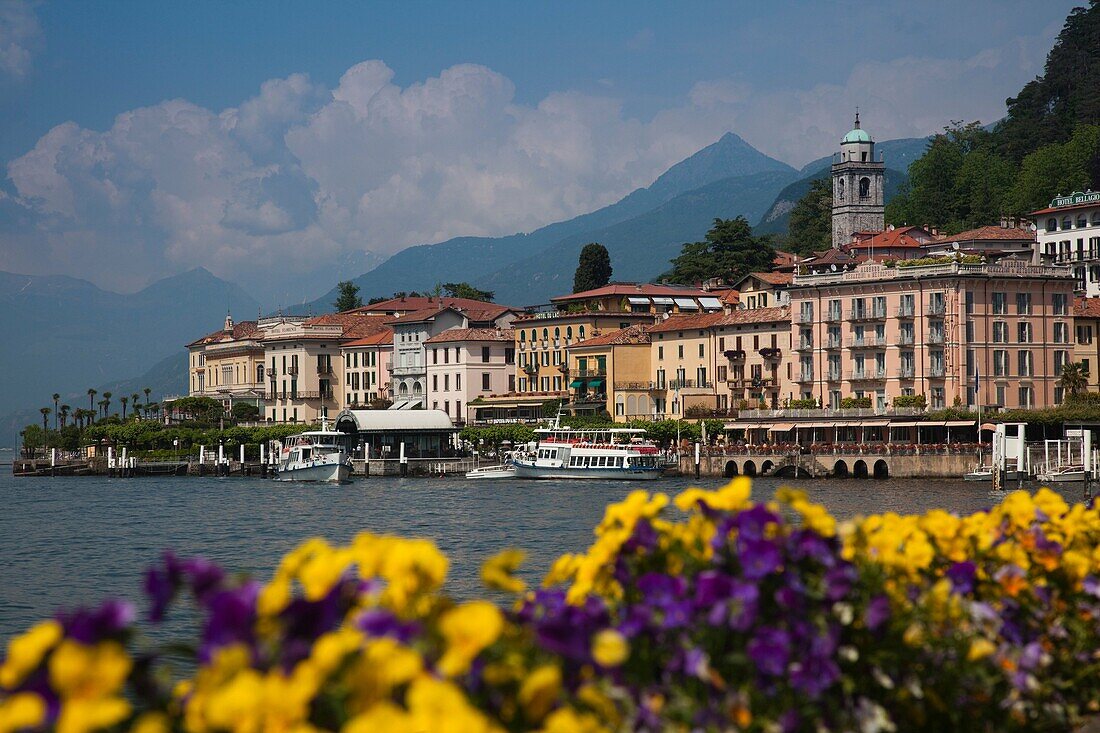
[275,461,351,483]
[465,467,518,479]
[1036,470,1086,483]
[513,462,663,480]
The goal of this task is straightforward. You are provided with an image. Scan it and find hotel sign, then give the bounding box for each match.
[1050,190,1100,208]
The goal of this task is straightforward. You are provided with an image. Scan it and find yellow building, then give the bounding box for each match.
[566,324,652,420]
[186,313,269,414]
[1073,296,1100,392]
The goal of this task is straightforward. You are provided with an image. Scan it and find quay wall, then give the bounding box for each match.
[682,451,978,479]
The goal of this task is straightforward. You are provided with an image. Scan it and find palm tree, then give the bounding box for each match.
[144,387,152,406]
[60,405,70,428]
[102,392,112,418]
[145,402,158,421]
[121,396,129,419]
[98,399,108,418]
[52,393,60,429]
[87,388,97,413]
[1060,361,1090,397]
[131,393,141,419]
[40,407,50,431]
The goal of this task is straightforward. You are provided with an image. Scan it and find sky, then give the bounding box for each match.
[0,0,1082,305]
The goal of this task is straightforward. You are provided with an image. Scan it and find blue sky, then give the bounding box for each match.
[0,0,1081,301]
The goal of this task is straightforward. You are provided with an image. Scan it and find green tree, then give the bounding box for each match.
[950,147,1015,230]
[87,388,97,418]
[40,407,50,431]
[52,393,60,429]
[59,405,70,428]
[1006,125,1100,214]
[1060,361,1090,397]
[440,282,495,302]
[21,425,45,457]
[664,217,775,285]
[102,392,112,418]
[333,281,364,312]
[786,177,832,256]
[121,396,129,419]
[573,243,613,293]
[231,402,260,421]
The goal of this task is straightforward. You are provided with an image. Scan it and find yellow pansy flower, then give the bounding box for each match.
[481,548,527,594]
[437,601,504,677]
[591,629,629,667]
[0,620,62,689]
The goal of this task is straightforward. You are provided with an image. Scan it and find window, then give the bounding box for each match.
[1047,217,1058,232]
[1054,350,1068,374]
[432,349,438,365]
[1054,322,1069,343]
[658,346,664,360]
[1079,325,1094,345]
[432,374,438,391]
[1053,293,1068,315]
[992,292,1006,315]
[965,291,974,315]
[1016,292,1031,315]
[993,350,1008,377]
[678,345,684,359]
[455,374,461,390]
[1017,322,1032,343]
[1019,386,1033,408]
[859,177,870,197]
[481,346,490,363]
[698,344,705,358]
[1017,350,1032,377]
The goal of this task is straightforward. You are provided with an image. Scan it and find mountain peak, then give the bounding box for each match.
[646,131,795,201]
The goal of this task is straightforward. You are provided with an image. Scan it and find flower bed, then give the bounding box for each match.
[2,481,1100,731]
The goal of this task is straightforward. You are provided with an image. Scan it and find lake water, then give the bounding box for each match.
[0,473,1085,643]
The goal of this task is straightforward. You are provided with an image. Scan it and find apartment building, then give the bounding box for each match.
[566,324,652,420]
[788,257,1075,411]
[1033,191,1100,294]
[730,272,791,309]
[263,313,390,423]
[187,313,272,413]
[341,329,393,408]
[1073,297,1100,392]
[425,328,516,425]
[389,303,517,410]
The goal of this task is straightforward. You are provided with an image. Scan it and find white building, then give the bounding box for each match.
[424,328,516,425]
[1032,190,1100,295]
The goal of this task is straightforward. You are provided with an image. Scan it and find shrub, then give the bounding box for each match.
[840,396,872,408]
[787,397,818,409]
[893,394,927,409]
[6,482,1100,731]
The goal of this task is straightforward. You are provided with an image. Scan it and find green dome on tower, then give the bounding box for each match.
[841,110,872,143]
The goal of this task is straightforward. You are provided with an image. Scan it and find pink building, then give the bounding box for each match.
[424,327,516,425]
[341,329,393,408]
[789,258,1075,410]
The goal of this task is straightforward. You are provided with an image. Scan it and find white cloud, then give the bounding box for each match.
[0,0,40,80]
[1,24,1057,300]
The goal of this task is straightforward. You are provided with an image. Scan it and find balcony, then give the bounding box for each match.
[928,332,945,344]
[615,381,660,390]
[265,390,335,401]
[848,369,886,381]
[286,365,298,376]
[927,302,947,316]
[825,337,843,350]
[847,308,887,321]
[793,340,814,352]
[846,336,886,348]
[796,311,815,324]
[897,366,916,379]
[522,363,539,375]
[896,333,915,346]
[557,363,569,373]
[317,364,334,375]
[896,305,915,318]
[724,349,746,362]
[760,347,783,361]
[795,371,814,383]
[824,310,843,323]
[573,369,607,378]
[826,369,842,381]
[669,379,713,391]
[929,365,946,378]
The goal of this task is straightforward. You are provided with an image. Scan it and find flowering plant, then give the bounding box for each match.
[2,480,1100,732]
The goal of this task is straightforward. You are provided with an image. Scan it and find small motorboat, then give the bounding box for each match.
[466,457,517,479]
[963,465,993,481]
[1036,465,1087,483]
[275,423,352,483]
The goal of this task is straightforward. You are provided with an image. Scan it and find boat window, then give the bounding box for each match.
[301,448,311,460]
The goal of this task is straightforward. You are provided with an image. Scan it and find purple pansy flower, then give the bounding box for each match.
[747,627,790,676]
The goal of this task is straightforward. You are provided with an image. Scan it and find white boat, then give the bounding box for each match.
[511,423,664,480]
[1036,465,1087,483]
[275,426,352,483]
[465,460,517,480]
[963,466,1020,482]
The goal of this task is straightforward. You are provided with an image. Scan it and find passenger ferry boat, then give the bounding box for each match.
[275,424,352,482]
[511,423,664,480]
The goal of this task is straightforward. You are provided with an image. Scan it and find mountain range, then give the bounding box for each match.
[3,129,931,443]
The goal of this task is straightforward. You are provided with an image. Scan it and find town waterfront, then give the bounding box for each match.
[0,472,1085,643]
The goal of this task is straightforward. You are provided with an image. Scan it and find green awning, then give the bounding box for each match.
[569,379,585,388]
[589,379,605,389]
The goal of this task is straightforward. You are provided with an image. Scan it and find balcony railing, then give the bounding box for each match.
[848,369,887,381]
[825,310,843,322]
[760,347,783,361]
[738,406,927,419]
[286,365,298,376]
[826,369,842,381]
[669,380,713,390]
[724,349,746,361]
[825,337,843,350]
[265,390,335,401]
[897,333,915,346]
[846,336,886,348]
[794,340,814,351]
[796,371,814,383]
[614,381,660,390]
[847,308,887,321]
[898,366,916,379]
[927,302,947,316]
[929,365,946,378]
[573,369,607,378]
[796,312,815,324]
[896,305,915,318]
[317,364,334,375]
[928,332,945,344]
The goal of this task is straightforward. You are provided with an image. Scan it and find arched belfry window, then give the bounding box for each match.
[837,179,845,199]
[859,177,870,198]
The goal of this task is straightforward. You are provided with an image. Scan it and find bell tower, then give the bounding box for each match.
[831,111,884,248]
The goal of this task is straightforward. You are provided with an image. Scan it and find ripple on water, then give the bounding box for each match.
[0,473,1083,642]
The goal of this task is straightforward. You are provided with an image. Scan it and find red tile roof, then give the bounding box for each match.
[806,248,860,267]
[571,324,651,348]
[647,312,726,333]
[772,251,800,271]
[425,327,515,344]
[1030,201,1100,216]
[187,320,261,347]
[551,282,710,302]
[302,313,393,340]
[846,226,932,251]
[742,271,792,286]
[1074,297,1100,319]
[385,303,515,326]
[936,226,1034,242]
[343,329,394,347]
[718,305,790,325]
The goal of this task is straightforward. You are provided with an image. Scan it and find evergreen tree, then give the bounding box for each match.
[440,282,495,302]
[786,177,833,256]
[664,217,775,285]
[333,281,364,312]
[1006,125,1100,214]
[573,243,613,293]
